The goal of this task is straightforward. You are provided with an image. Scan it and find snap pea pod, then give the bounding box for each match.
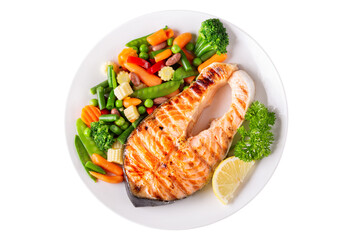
[180,50,193,71]
[149,46,171,58]
[117,114,147,144]
[126,26,168,48]
[96,86,106,110]
[130,80,183,100]
[200,50,217,62]
[74,135,96,182]
[85,161,106,175]
[132,114,147,128]
[106,90,116,110]
[90,80,109,94]
[99,114,119,122]
[76,118,106,158]
[172,67,199,81]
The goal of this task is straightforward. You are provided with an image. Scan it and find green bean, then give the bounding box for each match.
[200,50,216,62]
[130,80,183,100]
[110,125,123,135]
[74,135,96,182]
[99,114,119,122]
[126,26,168,48]
[180,50,192,71]
[106,90,116,110]
[104,87,113,95]
[107,65,117,89]
[76,119,106,158]
[96,86,106,110]
[85,161,106,175]
[117,125,134,144]
[121,122,130,130]
[90,80,109,94]
[173,67,199,81]
[107,65,113,88]
[132,114,147,128]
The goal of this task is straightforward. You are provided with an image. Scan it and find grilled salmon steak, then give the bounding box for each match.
[124,62,255,206]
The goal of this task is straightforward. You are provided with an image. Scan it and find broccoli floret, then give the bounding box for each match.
[194,18,229,57]
[90,121,115,152]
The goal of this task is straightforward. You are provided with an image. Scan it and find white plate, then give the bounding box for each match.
[65,10,288,230]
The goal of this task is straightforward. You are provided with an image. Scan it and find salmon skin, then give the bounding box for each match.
[123,63,255,207]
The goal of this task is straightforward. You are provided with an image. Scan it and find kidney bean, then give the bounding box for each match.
[111,108,120,116]
[129,72,141,86]
[165,53,181,66]
[153,97,168,105]
[152,41,167,51]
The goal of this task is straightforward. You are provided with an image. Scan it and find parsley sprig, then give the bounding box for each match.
[234,101,276,162]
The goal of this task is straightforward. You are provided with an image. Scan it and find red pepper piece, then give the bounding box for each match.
[126,56,151,69]
[147,60,165,74]
[149,59,156,64]
[100,109,110,115]
[146,105,157,114]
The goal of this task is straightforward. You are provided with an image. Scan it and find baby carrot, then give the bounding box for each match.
[123,97,142,108]
[173,33,192,49]
[89,171,123,184]
[124,62,162,86]
[147,29,167,46]
[154,49,172,62]
[91,153,123,176]
[198,54,227,73]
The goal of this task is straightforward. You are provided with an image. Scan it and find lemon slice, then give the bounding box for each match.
[212,157,255,204]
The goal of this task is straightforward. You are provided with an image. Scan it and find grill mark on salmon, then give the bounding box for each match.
[124,63,255,206]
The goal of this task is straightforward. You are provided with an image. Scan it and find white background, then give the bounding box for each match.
[1,0,352,239]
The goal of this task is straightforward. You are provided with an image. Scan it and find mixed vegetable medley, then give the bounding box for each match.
[74,18,275,185]
[74,18,231,184]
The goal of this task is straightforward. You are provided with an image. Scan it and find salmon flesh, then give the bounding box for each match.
[123,63,255,207]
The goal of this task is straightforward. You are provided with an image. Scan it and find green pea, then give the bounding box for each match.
[183,86,189,91]
[89,99,98,107]
[167,38,174,46]
[121,121,130,130]
[144,99,154,108]
[115,99,123,108]
[193,57,202,67]
[115,117,126,127]
[131,46,139,53]
[171,44,181,54]
[138,106,146,114]
[139,44,149,53]
[139,52,149,60]
[83,127,91,137]
[185,42,195,52]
